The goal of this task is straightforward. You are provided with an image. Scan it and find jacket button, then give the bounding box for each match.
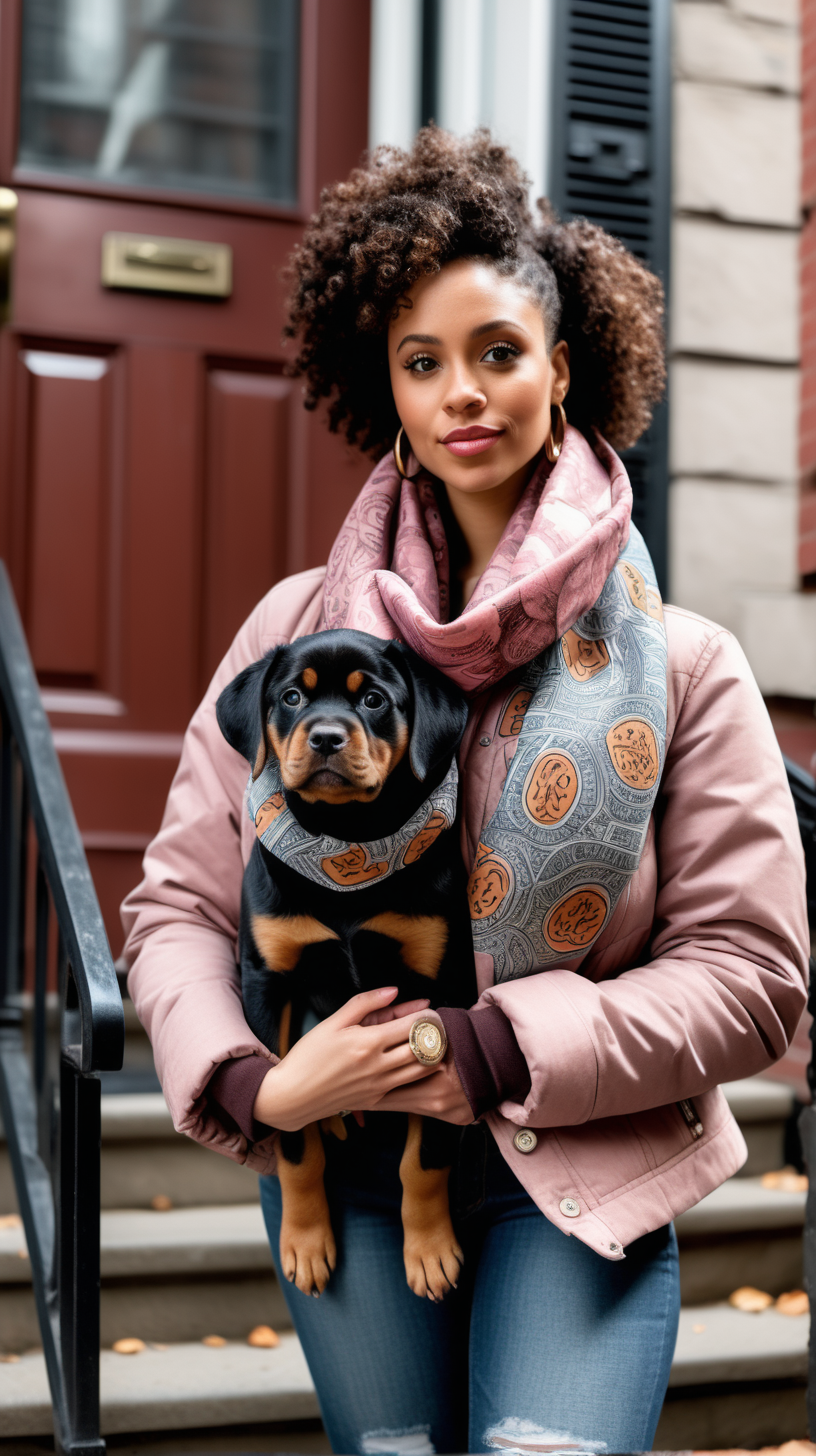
[559,1197,580,1217]
[513,1129,537,1153]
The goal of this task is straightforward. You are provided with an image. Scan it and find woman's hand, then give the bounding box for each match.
[371,1056,474,1126]
[252,988,436,1132]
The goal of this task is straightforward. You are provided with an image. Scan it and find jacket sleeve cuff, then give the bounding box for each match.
[438,1005,531,1118]
[207,1055,274,1142]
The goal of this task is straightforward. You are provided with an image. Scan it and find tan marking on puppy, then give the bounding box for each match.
[252,738,267,781]
[320,1114,348,1141]
[399,1113,462,1301]
[251,914,339,972]
[302,667,318,690]
[346,670,364,693]
[279,1001,292,1057]
[277,1122,336,1296]
[360,913,448,978]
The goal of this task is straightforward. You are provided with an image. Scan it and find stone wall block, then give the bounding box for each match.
[675,3,798,92]
[670,359,799,479]
[671,218,799,360]
[726,0,798,27]
[669,478,798,634]
[737,591,816,698]
[675,81,800,225]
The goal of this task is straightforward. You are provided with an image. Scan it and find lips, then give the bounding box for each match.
[441,426,505,458]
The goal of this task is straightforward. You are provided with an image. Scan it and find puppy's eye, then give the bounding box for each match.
[282,689,302,708]
[362,691,385,710]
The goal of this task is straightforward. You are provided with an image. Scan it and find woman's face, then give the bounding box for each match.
[387,258,570,497]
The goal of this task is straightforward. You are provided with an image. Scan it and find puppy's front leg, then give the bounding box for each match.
[277,1123,337,1297]
[399,1113,463,1302]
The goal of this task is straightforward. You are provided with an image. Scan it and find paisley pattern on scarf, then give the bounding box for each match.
[469,526,667,981]
[321,427,632,694]
[246,759,459,892]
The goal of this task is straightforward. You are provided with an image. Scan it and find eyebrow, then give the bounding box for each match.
[396,333,441,354]
[395,319,526,354]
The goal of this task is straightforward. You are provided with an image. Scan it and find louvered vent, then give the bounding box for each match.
[549,0,671,587]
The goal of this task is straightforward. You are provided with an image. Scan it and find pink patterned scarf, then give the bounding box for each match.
[321,425,633,694]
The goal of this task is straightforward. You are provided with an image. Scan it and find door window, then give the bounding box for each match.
[18,0,299,204]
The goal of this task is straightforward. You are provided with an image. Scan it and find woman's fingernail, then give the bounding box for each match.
[379,986,398,996]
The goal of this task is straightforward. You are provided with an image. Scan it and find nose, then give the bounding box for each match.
[443,362,487,415]
[307,721,349,756]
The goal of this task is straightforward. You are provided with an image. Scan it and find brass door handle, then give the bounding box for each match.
[0,188,17,325]
[101,231,232,297]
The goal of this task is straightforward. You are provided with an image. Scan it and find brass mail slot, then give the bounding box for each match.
[101,232,232,298]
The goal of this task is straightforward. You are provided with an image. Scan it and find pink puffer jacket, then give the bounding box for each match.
[122,566,809,1263]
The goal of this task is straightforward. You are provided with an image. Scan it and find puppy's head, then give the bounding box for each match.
[216,629,468,807]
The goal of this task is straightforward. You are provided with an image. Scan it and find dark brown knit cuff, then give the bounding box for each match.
[438,1005,532,1119]
[207,1055,274,1142]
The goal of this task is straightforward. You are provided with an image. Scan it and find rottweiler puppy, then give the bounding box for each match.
[216,629,476,1302]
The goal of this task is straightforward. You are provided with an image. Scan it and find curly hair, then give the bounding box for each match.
[284,127,665,457]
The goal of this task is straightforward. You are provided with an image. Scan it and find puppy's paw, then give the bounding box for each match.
[280,1220,337,1298]
[403,1224,463,1303]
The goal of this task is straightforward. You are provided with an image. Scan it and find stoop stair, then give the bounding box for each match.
[0,998,811,1452]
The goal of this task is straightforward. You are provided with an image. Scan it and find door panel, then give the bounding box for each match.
[0,0,372,956]
[202,368,292,684]
[22,349,112,680]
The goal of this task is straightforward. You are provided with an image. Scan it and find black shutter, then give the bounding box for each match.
[549,0,671,589]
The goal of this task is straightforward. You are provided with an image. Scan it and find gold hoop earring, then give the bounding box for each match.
[394,425,410,478]
[545,402,567,463]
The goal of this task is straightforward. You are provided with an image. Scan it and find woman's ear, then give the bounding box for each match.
[384,640,468,782]
[215,648,283,779]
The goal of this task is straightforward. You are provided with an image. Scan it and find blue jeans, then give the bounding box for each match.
[259,1119,680,1456]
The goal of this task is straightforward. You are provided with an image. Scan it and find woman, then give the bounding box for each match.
[122,130,808,1456]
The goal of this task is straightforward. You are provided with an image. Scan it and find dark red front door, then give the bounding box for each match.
[0,0,371,953]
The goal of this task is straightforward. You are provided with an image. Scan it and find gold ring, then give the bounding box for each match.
[408,1017,447,1066]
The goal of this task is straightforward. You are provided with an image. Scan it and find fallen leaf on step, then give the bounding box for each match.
[692,1323,706,1333]
[0,1354,20,1363]
[728,1285,773,1312]
[202,1335,227,1347]
[112,1338,145,1355]
[150,1194,173,1211]
[247,1325,280,1348]
[761,1168,808,1193]
[0,1214,22,1229]
[776,1289,809,1316]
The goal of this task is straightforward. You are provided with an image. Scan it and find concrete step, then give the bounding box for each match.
[0,1303,808,1442]
[1,1072,797,1213]
[0,1093,259,1212]
[0,1205,288,1349]
[675,1174,806,1304]
[721,1075,798,1176]
[0,1332,318,1439]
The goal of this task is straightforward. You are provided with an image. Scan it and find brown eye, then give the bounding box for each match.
[363,691,385,710]
[282,690,302,708]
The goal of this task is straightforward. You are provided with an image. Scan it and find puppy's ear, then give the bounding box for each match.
[215,649,283,780]
[384,641,469,782]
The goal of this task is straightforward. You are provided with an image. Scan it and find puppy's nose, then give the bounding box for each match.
[308,722,349,756]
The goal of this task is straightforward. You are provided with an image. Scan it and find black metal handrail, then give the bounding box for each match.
[0,561,124,1455]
